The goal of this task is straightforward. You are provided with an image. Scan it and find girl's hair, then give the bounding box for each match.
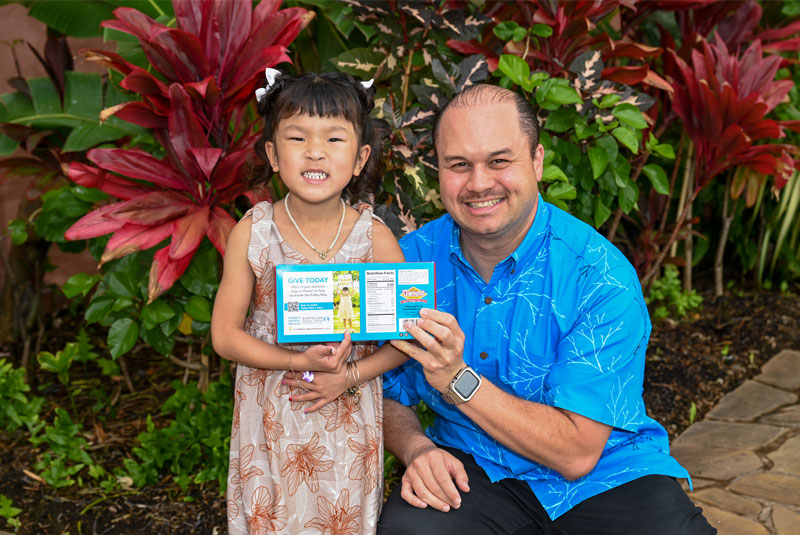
[250,72,386,199]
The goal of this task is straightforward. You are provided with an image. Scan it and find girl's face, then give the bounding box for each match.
[265,113,370,205]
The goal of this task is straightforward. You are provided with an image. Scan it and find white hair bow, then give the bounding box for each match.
[255,68,282,103]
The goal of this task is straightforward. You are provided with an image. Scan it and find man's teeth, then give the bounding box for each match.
[303,172,328,179]
[468,199,502,208]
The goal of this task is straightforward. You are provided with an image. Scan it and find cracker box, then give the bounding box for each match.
[275,262,436,343]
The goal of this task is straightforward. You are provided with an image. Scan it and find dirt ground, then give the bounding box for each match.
[1,281,799,534]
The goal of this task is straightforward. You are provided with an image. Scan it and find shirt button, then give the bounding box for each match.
[484,296,492,305]
[480,351,488,360]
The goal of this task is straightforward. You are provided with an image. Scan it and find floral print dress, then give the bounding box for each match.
[227,201,384,535]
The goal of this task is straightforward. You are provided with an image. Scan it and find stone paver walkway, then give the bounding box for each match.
[672,349,800,535]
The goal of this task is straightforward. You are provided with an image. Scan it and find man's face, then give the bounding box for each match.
[436,100,544,243]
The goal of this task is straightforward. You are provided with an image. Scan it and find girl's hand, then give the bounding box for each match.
[298,331,352,373]
[283,368,349,413]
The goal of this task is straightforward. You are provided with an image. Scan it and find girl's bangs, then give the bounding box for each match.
[276,82,361,127]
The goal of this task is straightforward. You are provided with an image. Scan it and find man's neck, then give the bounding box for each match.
[459,229,526,283]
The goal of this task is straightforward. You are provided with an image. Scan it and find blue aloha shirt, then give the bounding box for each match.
[384,195,690,520]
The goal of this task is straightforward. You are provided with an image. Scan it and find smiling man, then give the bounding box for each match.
[377,85,715,535]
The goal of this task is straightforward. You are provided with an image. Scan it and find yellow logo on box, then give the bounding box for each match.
[400,287,427,303]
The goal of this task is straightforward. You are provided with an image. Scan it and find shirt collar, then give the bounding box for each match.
[448,194,549,271]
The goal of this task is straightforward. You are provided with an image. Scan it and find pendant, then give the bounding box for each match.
[319,252,327,260]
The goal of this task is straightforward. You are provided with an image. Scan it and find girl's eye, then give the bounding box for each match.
[289,136,304,142]
[328,137,343,142]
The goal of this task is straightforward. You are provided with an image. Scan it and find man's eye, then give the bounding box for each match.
[490,159,509,166]
[451,162,469,169]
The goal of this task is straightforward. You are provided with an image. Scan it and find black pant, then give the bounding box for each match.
[378,447,716,535]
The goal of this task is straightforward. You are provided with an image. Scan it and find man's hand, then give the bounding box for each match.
[390,308,466,393]
[401,444,470,512]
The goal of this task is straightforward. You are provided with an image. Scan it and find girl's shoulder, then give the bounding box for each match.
[244,200,275,224]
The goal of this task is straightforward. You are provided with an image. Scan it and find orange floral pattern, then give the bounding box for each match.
[348,425,381,495]
[247,486,288,534]
[279,432,334,496]
[304,488,362,535]
[227,202,383,534]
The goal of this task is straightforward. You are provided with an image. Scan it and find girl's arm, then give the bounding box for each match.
[211,217,352,373]
[286,221,410,412]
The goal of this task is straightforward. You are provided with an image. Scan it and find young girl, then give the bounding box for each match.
[338,286,354,331]
[211,70,408,535]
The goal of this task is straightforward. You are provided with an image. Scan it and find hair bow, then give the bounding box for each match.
[254,68,375,102]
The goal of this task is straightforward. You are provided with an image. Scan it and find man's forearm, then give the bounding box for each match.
[383,399,436,466]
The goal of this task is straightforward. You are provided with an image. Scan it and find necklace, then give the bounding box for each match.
[284,193,346,260]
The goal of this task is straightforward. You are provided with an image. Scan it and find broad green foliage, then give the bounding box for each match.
[0,71,144,155]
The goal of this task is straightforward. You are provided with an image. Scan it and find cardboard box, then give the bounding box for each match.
[275,262,436,343]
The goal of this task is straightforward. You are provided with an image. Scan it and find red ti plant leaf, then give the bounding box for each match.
[64,0,311,300]
[667,34,798,192]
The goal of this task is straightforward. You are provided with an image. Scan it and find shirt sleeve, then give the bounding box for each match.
[543,269,650,432]
[383,359,423,406]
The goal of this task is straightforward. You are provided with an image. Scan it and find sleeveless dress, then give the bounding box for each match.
[338,294,354,321]
[227,201,384,535]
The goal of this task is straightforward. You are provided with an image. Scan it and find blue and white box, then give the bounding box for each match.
[275,262,436,343]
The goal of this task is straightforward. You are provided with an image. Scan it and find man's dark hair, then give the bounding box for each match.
[432,84,540,160]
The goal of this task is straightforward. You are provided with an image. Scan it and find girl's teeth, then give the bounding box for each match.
[469,199,501,208]
[303,172,327,180]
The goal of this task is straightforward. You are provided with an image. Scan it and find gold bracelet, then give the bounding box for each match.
[345,361,362,403]
[288,349,296,374]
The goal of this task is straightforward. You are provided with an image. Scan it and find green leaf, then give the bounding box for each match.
[536,79,581,107]
[108,318,139,359]
[493,21,523,41]
[546,181,576,199]
[594,199,612,228]
[180,243,220,299]
[653,143,676,159]
[611,126,639,153]
[7,220,28,245]
[0,494,22,519]
[0,133,18,156]
[642,164,670,195]
[331,48,384,78]
[141,326,175,356]
[612,103,648,129]
[544,108,577,133]
[28,0,117,38]
[595,135,619,164]
[70,185,108,203]
[141,300,176,324]
[497,54,531,91]
[62,273,100,299]
[185,295,212,323]
[531,23,553,37]
[587,146,609,179]
[597,94,621,108]
[618,177,639,213]
[106,272,136,299]
[542,164,568,183]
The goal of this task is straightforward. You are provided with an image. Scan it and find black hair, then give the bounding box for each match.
[432,84,540,160]
[250,72,386,199]
[341,286,349,292]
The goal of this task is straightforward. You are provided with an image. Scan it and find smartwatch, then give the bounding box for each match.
[442,366,482,404]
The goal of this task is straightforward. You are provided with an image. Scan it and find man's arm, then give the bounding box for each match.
[384,398,470,511]
[391,308,612,481]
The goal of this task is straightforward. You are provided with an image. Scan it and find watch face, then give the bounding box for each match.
[454,370,480,397]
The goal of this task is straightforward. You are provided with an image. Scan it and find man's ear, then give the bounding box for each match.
[354,144,371,175]
[533,144,545,183]
[265,141,278,172]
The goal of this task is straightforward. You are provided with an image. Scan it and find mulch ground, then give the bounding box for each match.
[1,281,799,534]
